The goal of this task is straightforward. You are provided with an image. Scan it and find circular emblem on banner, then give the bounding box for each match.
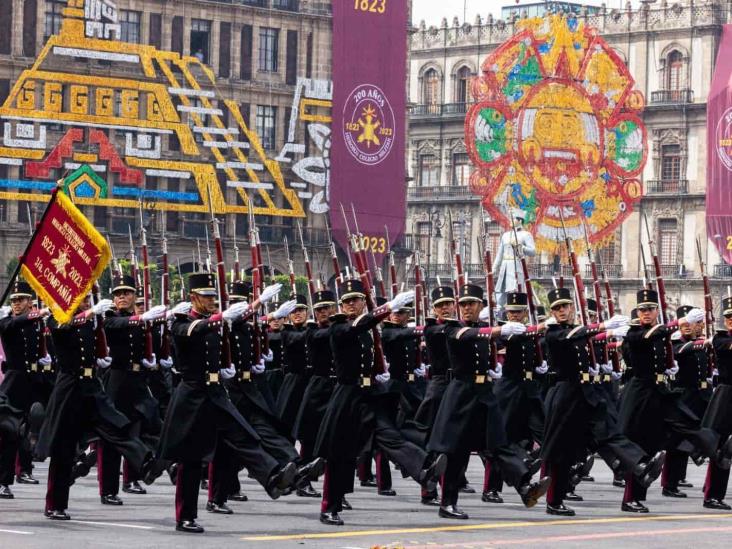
[715,106,732,170]
[342,84,395,166]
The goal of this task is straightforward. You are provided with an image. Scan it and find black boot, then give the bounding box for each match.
[176,520,204,533]
[546,503,575,516]
[206,501,233,514]
[16,472,39,485]
[704,498,731,510]
[438,505,468,519]
[419,453,448,487]
[45,509,70,520]
[319,511,344,525]
[621,500,649,513]
[519,476,551,508]
[265,462,296,500]
[662,487,687,498]
[481,490,504,503]
[100,494,124,505]
[122,481,147,494]
[0,485,14,499]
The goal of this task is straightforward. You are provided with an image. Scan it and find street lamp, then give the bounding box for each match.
[426,207,444,284]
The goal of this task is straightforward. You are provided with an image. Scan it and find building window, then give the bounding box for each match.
[455,66,472,104]
[120,10,141,44]
[658,219,678,266]
[256,105,277,150]
[259,28,279,72]
[452,153,470,186]
[484,221,501,259]
[191,19,211,63]
[44,0,65,40]
[416,221,430,258]
[0,2,11,55]
[661,144,681,188]
[666,50,684,91]
[418,154,439,186]
[423,69,440,113]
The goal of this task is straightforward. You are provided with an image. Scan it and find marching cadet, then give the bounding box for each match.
[315,280,445,526]
[264,311,285,399]
[100,275,167,504]
[489,291,546,504]
[0,281,52,498]
[158,273,298,533]
[619,289,732,513]
[275,295,311,433]
[427,283,549,520]
[662,305,713,498]
[701,296,732,510]
[293,289,339,498]
[35,294,162,520]
[542,288,663,516]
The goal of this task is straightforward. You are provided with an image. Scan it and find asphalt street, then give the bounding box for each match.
[0,456,730,549]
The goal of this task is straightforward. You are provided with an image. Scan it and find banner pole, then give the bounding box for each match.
[0,186,60,306]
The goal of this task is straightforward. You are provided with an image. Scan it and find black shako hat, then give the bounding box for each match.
[9,280,34,300]
[229,281,252,301]
[188,272,217,296]
[292,294,309,309]
[505,292,528,311]
[112,274,136,294]
[723,297,732,317]
[676,305,694,319]
[548,288,573,309]
[339,279,366,301]
[458,283,484,304]
[431,285,455,306]
[135,286,145,304]
[587,298,598,313]
[636,289,659,308]
[312,290,336,309]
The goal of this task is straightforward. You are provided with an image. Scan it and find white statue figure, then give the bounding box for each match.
[492,209,536,308]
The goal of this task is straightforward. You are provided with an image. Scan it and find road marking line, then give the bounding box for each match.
[0,528,33,535]
[403,525,732,548]
[241,513,732,541]
[69,520,156,530]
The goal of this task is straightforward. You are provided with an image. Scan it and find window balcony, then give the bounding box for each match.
[645,179,688,194]
[271,0,299,11]
[660,264,690,278]
[650,89,694,104]
[584,264,623,279]
[409,103,470,118]
[713,263,732,278]
[407,185,474,202]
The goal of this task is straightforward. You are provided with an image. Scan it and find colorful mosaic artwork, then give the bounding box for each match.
[0,0,333,217]
[465,14,647,254]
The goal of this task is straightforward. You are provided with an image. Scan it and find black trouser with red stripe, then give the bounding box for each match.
[544,461,572,507]
[661,449,688,491]
[321,458,356,514]
[704,460,730,502]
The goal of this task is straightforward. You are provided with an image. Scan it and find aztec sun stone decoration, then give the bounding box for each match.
[465,15,647,254]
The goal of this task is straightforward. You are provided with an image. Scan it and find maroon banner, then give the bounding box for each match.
[708,24,732,264]
[330,0,408,260]
[19,189,111,323]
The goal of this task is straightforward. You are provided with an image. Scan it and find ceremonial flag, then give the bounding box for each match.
[6,187,111,323]
[329,0,408,260]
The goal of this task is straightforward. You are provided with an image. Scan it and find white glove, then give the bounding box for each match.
[375,371,391,384]
[488,363,503,380]
[478,307,492,322]
[96,356,112,369]
[39,354,52,367]
[169,302,192,317]
[604,315,630,330]
[500,321,526,337]
[588,364,600,376]
[262,349,274,362]
[251,360,266,374]
[600,362,613,374]
[665,361,679,376]
[0,306,10,320]
[535,360,549,375]
[219,364,236,380]
[259,283,283,304]
[610,325,630,339]
[272,299,297,320]
[91,299,113,316]
[387,290,415,312]
[545,316,558,326]
[223,301,251,322]
[683,308,705,324]
[142,354,157,370]
[159,356,174,369]
[611,371,623,382]
[142,305,167,322]
[413,365,427,378]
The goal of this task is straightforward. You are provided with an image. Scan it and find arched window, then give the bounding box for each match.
[423,69,441,114]
[666,50,684,92]
[455,66,472,105]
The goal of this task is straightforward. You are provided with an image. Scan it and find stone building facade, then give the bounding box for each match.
[0,0,335,287]
[406,1,730,313]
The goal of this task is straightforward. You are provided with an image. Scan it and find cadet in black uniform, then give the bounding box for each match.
[662,305,713,498]
[702,296,732,510]
[427,283,549,520]
[100,275,167,504]
[275,296,311,433]
[315,280,445,526]
[619,289,731,512]
[0,281,51,498]
[36,295,160,520]
[158,273,297,533]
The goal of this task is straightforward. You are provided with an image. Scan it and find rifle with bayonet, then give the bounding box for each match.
[297,221,316,297]
[581,220,613,372]
[696,237,717,385]
[138,204,155,362]
[385,225,398,299]
[159,224,172,362]
[206,184,232,371]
